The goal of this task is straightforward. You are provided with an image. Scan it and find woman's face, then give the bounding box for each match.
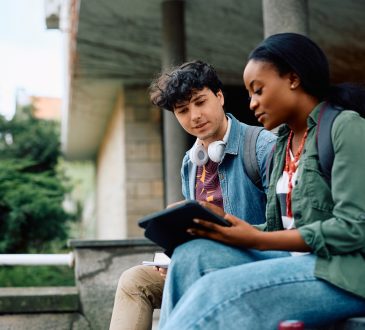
[243,60,300,130]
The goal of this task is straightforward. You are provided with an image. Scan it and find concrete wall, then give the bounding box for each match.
[96,91,127,239]
[95,86,164,239]
[124,86,164,237]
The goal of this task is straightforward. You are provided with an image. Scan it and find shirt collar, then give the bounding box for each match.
[307,101,326,127]
[277,101,324,140]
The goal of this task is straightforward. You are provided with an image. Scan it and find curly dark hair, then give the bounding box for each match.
[149,60,223,111]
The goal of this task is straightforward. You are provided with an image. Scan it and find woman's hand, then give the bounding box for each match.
[187,201,262,249]
[191,201,311,252]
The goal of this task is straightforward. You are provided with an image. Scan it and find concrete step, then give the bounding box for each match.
[152,309,160,329]
[0,313,90,330]
[342,317,365,329]
[307,317,365,330]
[0,287,79,314]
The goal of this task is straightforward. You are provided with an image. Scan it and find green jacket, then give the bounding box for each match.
[265,102,365,299]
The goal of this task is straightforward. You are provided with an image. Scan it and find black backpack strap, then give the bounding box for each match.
[243,126,264,190]
[265,144,276,187]
[316,102,341,185]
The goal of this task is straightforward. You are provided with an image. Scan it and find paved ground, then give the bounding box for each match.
[152,309,160,329]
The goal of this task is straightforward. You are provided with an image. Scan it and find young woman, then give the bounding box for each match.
[158,33,365,329]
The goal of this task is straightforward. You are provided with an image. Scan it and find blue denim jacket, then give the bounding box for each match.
[180,113,276,225]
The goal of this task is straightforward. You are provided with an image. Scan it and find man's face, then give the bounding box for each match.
[173,87,226,145]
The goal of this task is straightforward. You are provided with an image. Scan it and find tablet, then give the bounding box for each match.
[138,200,231,251]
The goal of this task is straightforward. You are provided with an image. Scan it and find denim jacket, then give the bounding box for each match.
[181,113,276,225]
[265,103,365,299]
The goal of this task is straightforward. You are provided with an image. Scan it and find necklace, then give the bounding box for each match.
[284,129,308,218]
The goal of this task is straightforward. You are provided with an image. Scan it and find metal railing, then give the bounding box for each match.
[0,253,74,267]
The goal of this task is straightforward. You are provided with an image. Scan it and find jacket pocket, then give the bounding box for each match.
[300,156,334,213]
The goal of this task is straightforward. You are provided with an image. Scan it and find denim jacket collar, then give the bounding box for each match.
[224,113,241,156]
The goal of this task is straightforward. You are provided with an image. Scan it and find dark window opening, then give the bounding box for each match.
[223,85,260,127]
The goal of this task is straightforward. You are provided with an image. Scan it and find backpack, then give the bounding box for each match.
[315,102,342,185]
[244,102,346,190]
[242,125,265,190]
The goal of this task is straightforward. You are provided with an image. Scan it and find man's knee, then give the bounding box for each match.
[118,265,158,292]
[118,266,144,293]
[116,265,164,307]
[111,265,162,329]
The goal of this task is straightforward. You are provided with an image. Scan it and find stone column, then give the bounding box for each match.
[161,0,189,206]
[262,0,309,37]
[262,0,309,134]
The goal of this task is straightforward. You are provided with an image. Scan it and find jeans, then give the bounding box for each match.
[159,239,365,330]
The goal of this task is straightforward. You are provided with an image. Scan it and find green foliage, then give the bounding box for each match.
[0,106,75,253]
[0,265,75,287]
[0,106,60,171]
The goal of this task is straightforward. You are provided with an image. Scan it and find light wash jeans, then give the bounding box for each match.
[159,239,365,330]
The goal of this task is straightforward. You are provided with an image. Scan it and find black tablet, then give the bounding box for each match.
[138,200,231,252]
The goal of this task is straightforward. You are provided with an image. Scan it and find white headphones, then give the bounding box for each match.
[189,117,231,166]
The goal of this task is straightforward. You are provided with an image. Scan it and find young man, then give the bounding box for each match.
[109,60,276,330]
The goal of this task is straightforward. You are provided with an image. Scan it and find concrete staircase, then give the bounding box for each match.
[0,287,89,329]
[1,239,364,330]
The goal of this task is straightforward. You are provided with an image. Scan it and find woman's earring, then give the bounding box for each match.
[291,84,295,89]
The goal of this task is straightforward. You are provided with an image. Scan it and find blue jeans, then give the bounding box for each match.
[159,239,365,330]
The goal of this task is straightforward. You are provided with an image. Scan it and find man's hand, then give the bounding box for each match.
[166,200,186,209]
[198,201,225,218]
[153,266,168,279]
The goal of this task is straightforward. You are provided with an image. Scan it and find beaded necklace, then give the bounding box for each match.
[284,129,308,218]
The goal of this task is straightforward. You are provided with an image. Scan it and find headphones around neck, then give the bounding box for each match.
[189,117,231,166]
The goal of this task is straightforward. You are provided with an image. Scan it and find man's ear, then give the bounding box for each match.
[289,73,300,90]
[217,89,224,106]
